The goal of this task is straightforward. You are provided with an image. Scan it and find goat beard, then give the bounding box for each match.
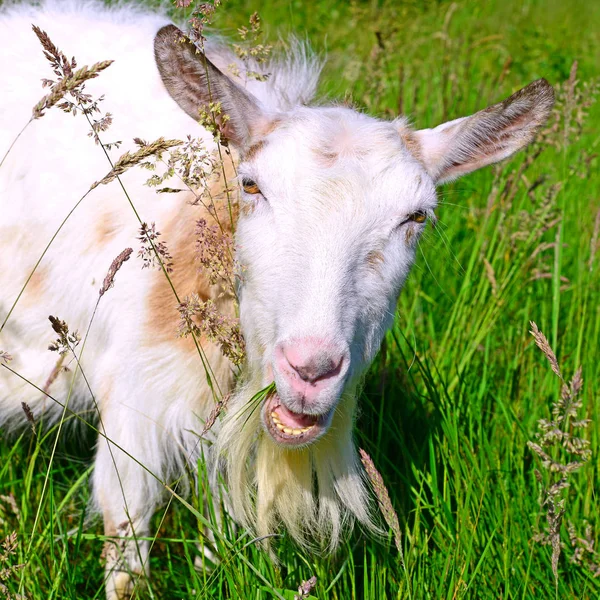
[213,380,380,552]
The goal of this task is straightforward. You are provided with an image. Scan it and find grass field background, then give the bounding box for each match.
[1,0,600,598]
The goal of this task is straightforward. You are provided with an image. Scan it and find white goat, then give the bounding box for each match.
[0,1,554,598]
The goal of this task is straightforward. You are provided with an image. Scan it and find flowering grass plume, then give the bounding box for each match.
[184,0,222,46]
[47,316,80,355]
[0,532,25,600]
[229,12,272,82]
[527,321,593,588]
[0,351,12,364]
[568,521,600,576]
[529,321,562,379]
[196,218,234,287]
[31,24,115,147]
[32,60,113,120]
[138,135,220,204]
[137,223,174,273]
[294,576,317,600]
[0,495,25,600]
[359,448,403,560]
[91,138,182,189]
[20,402,36,436]
[178,294,245,367]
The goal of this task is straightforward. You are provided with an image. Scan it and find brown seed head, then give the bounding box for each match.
[529,321,562,380]
[99,248,133,297]
[359,448,403,556]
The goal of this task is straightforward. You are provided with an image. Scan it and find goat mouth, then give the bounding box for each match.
[263,393,330,446]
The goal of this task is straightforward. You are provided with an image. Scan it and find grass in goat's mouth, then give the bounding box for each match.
[236,381,276,428]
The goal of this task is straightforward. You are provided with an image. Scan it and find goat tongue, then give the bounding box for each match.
[272,403,319,428]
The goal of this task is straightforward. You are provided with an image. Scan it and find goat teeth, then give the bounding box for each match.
[291,428,303,435]
[276,423,285,431]
[270,412,278,418]
[282,427,293,434]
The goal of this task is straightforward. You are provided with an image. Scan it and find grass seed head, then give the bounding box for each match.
[196,218,234,286]
[137,223,174,273]
[528,323,593,587]
[178,295,245,366]
[200,394,230,437]
[359,448,403,558]
[99,248,133,297]
[48,316,80,355]
[91,138,182,189]
[294,576,317,599]
[0,530,26,599]
[32,61,113,119]
[529,320,562,379]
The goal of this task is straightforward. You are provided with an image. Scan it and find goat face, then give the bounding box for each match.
[234,109,437,446]
[155,25,554,448]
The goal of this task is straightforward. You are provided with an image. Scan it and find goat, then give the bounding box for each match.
[0,1,554,598]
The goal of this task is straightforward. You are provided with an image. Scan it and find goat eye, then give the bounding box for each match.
[242,178,261,195]
[408,210,427,223]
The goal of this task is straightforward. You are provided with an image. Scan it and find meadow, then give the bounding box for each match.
[1,0,600,598]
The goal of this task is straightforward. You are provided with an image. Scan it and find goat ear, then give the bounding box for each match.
[410,79,555,184]
[154,25,269,149]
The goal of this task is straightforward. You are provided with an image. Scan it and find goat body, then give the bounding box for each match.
[0,2,554,598]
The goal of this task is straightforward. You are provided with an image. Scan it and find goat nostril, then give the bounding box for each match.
[296,367,311,382]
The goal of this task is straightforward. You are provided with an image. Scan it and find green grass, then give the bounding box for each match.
[2,0,600,598]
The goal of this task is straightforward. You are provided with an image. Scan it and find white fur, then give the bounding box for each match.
[0,2,553,598]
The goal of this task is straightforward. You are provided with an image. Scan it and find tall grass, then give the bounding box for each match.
[1,0,600,598]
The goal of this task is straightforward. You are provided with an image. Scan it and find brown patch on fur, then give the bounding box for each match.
[244,139,267,161]
[29,268,45,296]
[400,130,423,162]
[95,213,121,246]
[21,266,47,306]
[239,119,282,160]
[366,250,385,271]
[145,206,211,349]
[257,117,282,138]
[405,226,417,244]
[145,163,237,350]
[240,201,255,217]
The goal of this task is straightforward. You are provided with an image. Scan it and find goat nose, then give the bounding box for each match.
[276,338,346,391]
[285,348,342,383]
